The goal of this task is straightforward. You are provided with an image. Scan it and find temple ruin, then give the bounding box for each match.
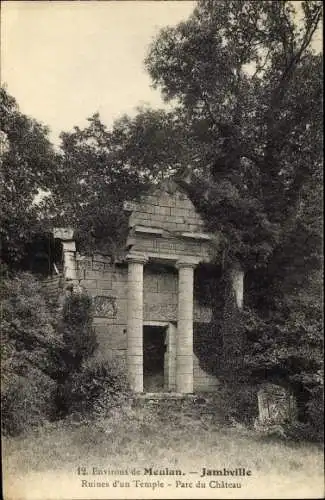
[52,179,244,393]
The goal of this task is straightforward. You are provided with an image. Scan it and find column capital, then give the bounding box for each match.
[126,251,148,265]
[53,227,75,241]
[62,240,76,252]
[175,257,200,270]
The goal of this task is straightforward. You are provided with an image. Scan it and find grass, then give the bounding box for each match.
[3,399,324,500]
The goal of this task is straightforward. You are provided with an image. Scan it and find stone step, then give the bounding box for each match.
[131,392,224,417]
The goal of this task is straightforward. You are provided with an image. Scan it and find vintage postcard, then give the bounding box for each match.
[1,1,323,499]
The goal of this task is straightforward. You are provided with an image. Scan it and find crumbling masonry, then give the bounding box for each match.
[54,180,244,393]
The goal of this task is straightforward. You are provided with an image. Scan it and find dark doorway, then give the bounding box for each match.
[143,325,166,392]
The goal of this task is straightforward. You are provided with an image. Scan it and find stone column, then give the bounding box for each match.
[229,264,244,310]
[176,259,197,394]
[165,323,177,391]
[62,240,77,281]
[53,227,77,281]
[126,252,148,393]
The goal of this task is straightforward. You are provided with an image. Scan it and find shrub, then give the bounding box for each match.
[2,366,57,436]
[57,354,130,418]
[304,386,324,442]
[0,272,60,435]
[61,286,97,369]
[218,381,258,425]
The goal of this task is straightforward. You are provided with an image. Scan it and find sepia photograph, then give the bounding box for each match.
[1,1,323,499]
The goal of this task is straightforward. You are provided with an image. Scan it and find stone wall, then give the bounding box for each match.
[76,254,127,358]
[57,180,221,392]
[75,253,218,391]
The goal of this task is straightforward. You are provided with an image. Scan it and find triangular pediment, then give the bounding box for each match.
[123,179,216,264]
[125,179,205,235]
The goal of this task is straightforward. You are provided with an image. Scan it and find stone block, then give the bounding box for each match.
[143,274,159,292]
[97,279,113,290]
[176,200,192,211]
[136,212,150,221]
[84,270,103,279]
[94,324,110,337]
[169,222,180,232]
[157,274,177,293]
[116,298,128,323]
[171,207,188,218]
[161,196,176,208]
[144,303,177,321]
[112,283,128,299]
[188,224,201,232]
[257,384,298,424]
[151,214,165,224]
[176,223,188,231]
[93,316,111,325]
[141,204,154,214]
[172,216,185,224]
[144,289,177,308]
[80,279,98,290]
[108,325,127,350]
[95,288,116,298]
[53,227,74,240]
[154,206,171,216]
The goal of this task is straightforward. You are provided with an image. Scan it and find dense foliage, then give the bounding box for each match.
[0,88,59,266]
[1,273,62,435]
[57,287,129,417]
[146,0,322,268]
[58,355,130,418]
[51,110,183,256]
[145,0,323,430]
[61,287,97,370]
[0,273,127,434]
[1,1,323,440]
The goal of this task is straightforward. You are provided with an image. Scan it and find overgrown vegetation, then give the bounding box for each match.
[58,356,130,419]
[145,0,323,437]
[1,0,323,444]
[0,273,128,435]
[1,273,62,435]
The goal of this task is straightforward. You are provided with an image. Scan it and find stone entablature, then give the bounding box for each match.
[75,254,213,324]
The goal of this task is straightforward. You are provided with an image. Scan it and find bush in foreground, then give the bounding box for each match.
[61,286,98,370]
[0,272,61,436]
[2,365,57,436]
[57,355,130,418]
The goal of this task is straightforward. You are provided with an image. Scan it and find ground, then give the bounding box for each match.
[3,398,324,500]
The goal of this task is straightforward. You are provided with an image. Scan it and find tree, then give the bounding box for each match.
[146,0,322,267]
[0,87,59,266]
[52,109,184,256]
[145,0,323,420]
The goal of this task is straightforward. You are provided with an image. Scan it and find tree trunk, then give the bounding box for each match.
[221,262,245,377]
